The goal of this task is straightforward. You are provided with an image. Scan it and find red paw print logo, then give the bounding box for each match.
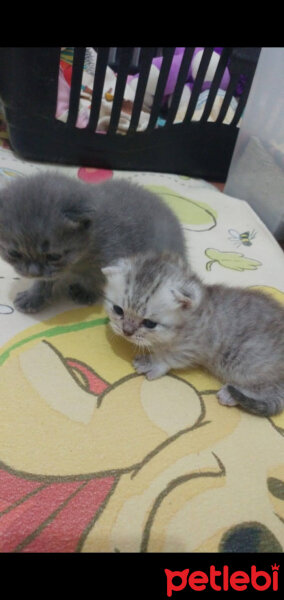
[78,168,113,183]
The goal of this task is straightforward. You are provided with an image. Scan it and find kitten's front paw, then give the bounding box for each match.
[133,354,152,374]
[217,385,238,407]
[145,365,169,380]
[68,283,97,305]
[14,290,47,313]
[133,355,168,380]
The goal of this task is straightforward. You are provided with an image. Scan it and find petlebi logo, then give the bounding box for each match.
[165,564,280,594]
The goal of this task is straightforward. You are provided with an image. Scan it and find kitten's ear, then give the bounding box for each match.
[171,276,203,310]
[62,207,92,231]
[102,258,130,278]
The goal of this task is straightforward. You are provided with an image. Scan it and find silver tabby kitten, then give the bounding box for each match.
[0,173,186,312]
[103,251,284,417]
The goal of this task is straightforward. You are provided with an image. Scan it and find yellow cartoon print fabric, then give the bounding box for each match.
[0,300,283,553]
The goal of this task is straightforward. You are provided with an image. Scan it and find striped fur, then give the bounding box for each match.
[103,251,284,417]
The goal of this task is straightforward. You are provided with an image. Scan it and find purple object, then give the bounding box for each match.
[128,47,231,106]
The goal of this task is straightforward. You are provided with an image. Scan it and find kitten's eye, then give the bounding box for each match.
[46,253,62,262]
[142,318,157,329]
[113,305,124,316]
[8,250,22,259]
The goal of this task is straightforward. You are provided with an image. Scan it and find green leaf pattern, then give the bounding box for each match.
[146,185,217,231]
[205,249,262,272]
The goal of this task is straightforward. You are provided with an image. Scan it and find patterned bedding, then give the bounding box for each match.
[0,109,283,554]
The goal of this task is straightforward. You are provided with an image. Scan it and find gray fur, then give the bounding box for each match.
[103,251,284,417]
[0,173,186,312]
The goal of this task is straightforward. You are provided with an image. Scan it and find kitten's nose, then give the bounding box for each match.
[122,322,137,337]
[28,263,41,277]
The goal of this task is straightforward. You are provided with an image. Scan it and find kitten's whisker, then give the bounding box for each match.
[107,326,121,342]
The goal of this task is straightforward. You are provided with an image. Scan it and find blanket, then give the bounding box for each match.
[0,109,283,554]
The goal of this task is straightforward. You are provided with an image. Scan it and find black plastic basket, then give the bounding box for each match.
[0,47,261,181]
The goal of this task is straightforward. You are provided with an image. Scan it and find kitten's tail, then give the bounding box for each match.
[227,384,284,417]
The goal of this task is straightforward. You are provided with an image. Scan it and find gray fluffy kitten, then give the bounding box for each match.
[0,173,186,313]
[103,251,284,417]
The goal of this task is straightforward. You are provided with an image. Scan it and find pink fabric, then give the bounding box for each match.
[0,467,115,553]
[0,468,42,507]
[0,481,82,552]
[22,477,115,553]
[55,67,71,120]
[66,358,109,394]
[56,67,90,128]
